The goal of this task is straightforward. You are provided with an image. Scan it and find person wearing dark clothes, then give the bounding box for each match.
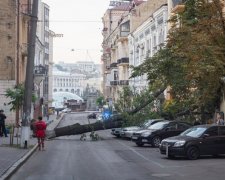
[0,110,8,137]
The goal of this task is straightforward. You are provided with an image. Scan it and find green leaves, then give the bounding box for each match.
[5,84,24,111]
[5,84,37,112]
[131,0,225,120]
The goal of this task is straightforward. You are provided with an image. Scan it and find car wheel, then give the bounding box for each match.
[136,142,144,147]
[152,136,161,147]
[186,146,200,160]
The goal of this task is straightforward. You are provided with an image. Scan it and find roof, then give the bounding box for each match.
[52,92,84,108]
[112,3,130,11]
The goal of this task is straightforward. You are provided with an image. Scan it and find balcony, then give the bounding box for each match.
[117,36,128,43]
[110,81,119,86]
[171,0,186,13]
[119,80,129,86]
[34,65,47,85]
[117,57,129,66]
[110,62,118,69]
[20,3,32,21]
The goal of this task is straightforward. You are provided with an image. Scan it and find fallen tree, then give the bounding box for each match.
[47,118,123,139]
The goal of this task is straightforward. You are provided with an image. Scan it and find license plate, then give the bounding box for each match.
[142,139,148,142]
[132,136,138,140]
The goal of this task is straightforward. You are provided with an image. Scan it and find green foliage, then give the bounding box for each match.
[96,96,105,107]
[5,84,24,111]
[5,84,37,112]
[131,0,225,120]
[115,87,162,126]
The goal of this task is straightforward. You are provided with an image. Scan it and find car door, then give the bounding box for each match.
[199,127,219,155]
[218,126,225,154]
[161,123,179,139]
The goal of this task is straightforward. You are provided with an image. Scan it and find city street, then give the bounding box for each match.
[11,113,225,180]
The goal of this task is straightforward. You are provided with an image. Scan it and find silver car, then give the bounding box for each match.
[120,119,164,139]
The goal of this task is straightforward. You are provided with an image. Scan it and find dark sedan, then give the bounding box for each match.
[132,121,192,147]
[159,125,225,160]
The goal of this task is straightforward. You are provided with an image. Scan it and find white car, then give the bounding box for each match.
[120,119,164,139]
[62,108,72,113]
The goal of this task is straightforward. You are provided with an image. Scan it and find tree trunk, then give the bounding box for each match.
[47,120,123,138]
[129,87,166,115]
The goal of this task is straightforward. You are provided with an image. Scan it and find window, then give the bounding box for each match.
[205,127,218,136]
[166,124,178,131]
[178,123,190,131]
[219,127,225,136]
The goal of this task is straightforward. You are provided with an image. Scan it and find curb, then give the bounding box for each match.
[54,113,65,129]
[0,144,38,180]
[1,114,66,179]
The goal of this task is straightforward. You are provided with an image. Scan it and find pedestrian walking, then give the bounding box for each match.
[0,110,8,137]
[216,113,224,125]
[35,116,47,151]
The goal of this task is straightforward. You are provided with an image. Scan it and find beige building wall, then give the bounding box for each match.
[0,0,30,124]
[130,0,167,33]
[0,0,17,80]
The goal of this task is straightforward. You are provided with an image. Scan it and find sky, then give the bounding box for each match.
[42,0,111,64]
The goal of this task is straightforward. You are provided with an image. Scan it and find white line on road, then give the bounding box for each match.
[117,141,165,168]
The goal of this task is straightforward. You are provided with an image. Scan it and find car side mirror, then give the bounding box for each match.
[203,133,210,138]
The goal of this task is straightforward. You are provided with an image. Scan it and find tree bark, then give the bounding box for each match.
[47,119,123,138]
[129,87,166,115]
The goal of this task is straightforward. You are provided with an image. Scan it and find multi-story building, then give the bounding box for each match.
[102,1,133,103]
[102,0,167,103]
[129,3,168,93]
[32,1,51,118]
[0,0,32,124]
[58,61,101,74]
[52,68,86,97]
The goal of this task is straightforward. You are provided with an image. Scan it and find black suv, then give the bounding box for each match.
[132,121,192,147]
[159,125,225,160]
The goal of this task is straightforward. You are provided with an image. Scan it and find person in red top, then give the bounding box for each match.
[35,116,47,151]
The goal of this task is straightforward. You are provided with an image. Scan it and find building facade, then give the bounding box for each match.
[0,0,32,124]
[129,4,168,93]
[52,68,86,97]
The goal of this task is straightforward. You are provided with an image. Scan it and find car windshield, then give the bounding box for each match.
[148,121,169,130]
[180,127,207,138]
[140,120,153,128]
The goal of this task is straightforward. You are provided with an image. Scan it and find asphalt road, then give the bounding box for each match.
[11,113,225,180]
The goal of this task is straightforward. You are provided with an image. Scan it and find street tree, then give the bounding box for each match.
[131,0,225,121]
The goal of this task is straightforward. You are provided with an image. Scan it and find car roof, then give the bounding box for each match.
[193,124,225,128]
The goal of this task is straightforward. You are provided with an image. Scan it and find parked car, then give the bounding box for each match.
[111,128,123,137]
[159,125,225,160]
[87,113,97,119]
[132,121,192,147]
[120,119,164,139]
[62,108,72,113]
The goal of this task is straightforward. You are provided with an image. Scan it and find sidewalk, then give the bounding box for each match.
[0,114,60,179]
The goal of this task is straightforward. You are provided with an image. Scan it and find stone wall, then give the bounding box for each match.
[0,0,16,80]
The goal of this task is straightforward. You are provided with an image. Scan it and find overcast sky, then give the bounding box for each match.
[42,0,111,64]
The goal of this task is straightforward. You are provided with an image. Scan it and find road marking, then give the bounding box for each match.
[117,141,165,168]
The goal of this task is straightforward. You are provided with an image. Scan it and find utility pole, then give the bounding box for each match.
[21,0,39,148]
[16,0,20,127]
